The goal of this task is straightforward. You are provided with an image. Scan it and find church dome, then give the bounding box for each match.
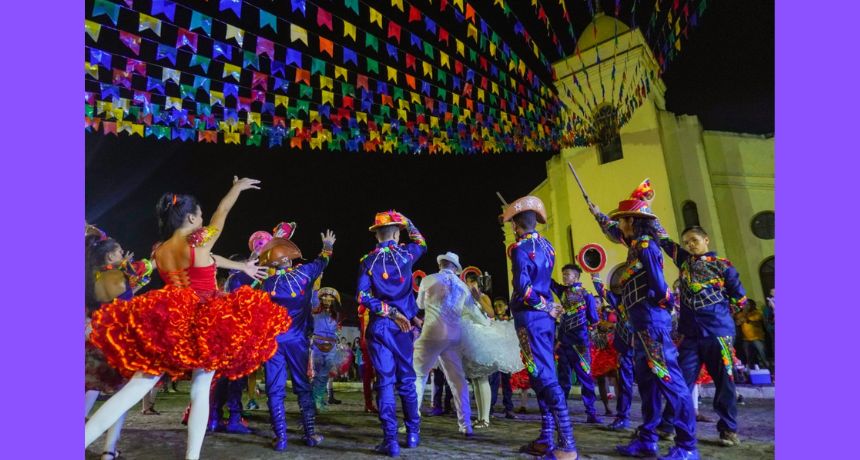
[576,13,631,51]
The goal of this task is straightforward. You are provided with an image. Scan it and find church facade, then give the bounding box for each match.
[502,14,774,303]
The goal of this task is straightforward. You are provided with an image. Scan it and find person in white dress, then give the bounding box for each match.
[413,252,475,436]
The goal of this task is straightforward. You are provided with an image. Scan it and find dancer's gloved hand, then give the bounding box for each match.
[321,229,337,247]
[411,316,424,328]
[587,202,601,217]
[548,301,563,319]
[242,257,269,280]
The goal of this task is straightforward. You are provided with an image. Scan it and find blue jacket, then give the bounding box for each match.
[551,281,598,343]
[508,231,556,315]
[262,246,332,343]
[660,238,747,338]
[356,221,426,320]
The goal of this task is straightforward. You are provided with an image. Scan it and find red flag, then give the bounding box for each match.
[388,22,401,43]
[409,5,421,22]
[439,28,449,44]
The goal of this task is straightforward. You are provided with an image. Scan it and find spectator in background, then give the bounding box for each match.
[735,300,770,370]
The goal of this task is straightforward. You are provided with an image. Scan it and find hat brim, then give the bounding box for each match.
[436,255,463,273]
[368,222,407,232]
[608,209,658,219]
[501,207,547,224]
[258,238,303,264]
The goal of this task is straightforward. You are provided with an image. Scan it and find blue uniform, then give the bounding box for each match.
[595,212,696,451]
[593,276,635,422]
[207,271,257,433]
[509,231,576,453]
[261,245,332,445]
[356,221,426,442]
[661,239,747,434]
[551,280,600,415]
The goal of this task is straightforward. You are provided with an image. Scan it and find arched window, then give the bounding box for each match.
[751,211,775,240]
[759,256,774,298]
[682,201,700,228]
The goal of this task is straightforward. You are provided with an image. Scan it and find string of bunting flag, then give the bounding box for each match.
[86,0,567,152]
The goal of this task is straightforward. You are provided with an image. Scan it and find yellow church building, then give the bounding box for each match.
[502,14,774,303]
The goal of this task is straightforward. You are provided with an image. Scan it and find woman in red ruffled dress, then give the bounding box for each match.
[85,177,290,460]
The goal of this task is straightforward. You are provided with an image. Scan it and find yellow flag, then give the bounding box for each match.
[310,137,323,150]
[131,124,144,137]
[456,39,465,57]
[369,8,383,28]
[491,82,499,95]
[391,0,404,12]
[209,91,224,106]
[85,20,101,41]
[440,52,450,69]
[321,90,334,105]
[291,119,303,130]
[111,110,124,122]
[489,42,496,57]
[422,61,432,77]
[291,24,308,46]
[225,24,244,47]
[410,92,421,104]
[398,99,410,110]
[343,21,356,41]
[477,88,485,102]
[453,0,464,12]
[387,66,398,83]
[275,95,289,108]
[320,76,333,90]
[165,97,181,110]
[139,14,162,37]
[224,132,240,144]
[248,112,262,126]
[381,123,391,134]
[452,94,460,105]
[335,66,348,81]
[222,64,241,80]
[467,24,478,42]
[356,112,367,123]
[85,62,99,79]
[310,111,321,123]
[430,116,439,128]
[398,109,407,121]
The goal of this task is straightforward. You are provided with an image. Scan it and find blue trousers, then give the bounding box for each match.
[679,335,738,433]
[557,336,597,416]
[514,310,576,451]
[615,345,635,420]
[212,376,246,419]
[264,337,315,437]
[489,371,513,412]
[366,316,420,440]
[634,327,697,450]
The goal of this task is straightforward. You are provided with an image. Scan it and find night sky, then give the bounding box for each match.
[86,0,773,325]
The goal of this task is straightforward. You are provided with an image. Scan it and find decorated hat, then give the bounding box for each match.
[412,270,427,293]
[436,252,463,273]
[248,231,273,254]
[258,237,302,266]
[369,210,408,232]
[318,287,341,304]
[460,266,482,283]
[86,223,108,240]
[273,221,297,240]
[609,179,657,220]
[501,195,547,224]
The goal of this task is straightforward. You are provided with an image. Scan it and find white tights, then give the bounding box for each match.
[85,390,126,458]
[471,376,491,423]
[85,369,215,459]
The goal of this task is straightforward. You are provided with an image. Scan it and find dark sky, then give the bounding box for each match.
[86,0,773,325]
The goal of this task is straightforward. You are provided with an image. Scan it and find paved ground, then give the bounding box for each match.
[86,383,774,459]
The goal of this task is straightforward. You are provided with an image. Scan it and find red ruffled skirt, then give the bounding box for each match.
[695,365,713,385]
[590,342,618,378]
[89,286,290,380]
[511,369,531,390]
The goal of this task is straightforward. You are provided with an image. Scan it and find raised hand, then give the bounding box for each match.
[588,202,600,216]
[232,176,261,192]
[321,229,336,246]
